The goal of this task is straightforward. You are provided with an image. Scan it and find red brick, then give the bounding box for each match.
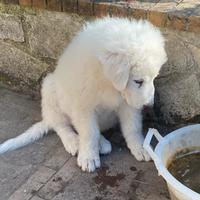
[47,0,62,11]
[147,10,167,27]
[109,4,127,17]
[93,2,110,17]
[2,0,19,4]
[32,0,46,9]
[188,16,200,33]
[78,0,93,16]
[62,0,78,13]
[166,14,187,31]
[19,0,31,6]
[129,8,147,20]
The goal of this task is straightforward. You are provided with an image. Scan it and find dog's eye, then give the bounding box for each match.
[134,80,144,88]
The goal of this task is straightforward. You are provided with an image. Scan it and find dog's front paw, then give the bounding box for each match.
[77,152,100,172]
[63,135,78,156]
[99,135,112,155]
[130,147,151,162]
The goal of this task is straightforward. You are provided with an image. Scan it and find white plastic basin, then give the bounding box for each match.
[144,125,200,200]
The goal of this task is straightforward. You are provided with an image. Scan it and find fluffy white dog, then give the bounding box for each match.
[0,17,167,172]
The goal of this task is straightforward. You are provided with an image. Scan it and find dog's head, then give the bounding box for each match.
[98,20,167,109]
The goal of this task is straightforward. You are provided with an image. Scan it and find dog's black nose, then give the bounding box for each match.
[143,105,152,112]
[142,105,155,120]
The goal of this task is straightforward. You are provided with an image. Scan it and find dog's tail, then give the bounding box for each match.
[0,121,49,154]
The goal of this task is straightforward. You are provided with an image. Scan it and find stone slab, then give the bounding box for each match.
[25,11,84,59]
[0,13,24,42]
[0,41,49,86]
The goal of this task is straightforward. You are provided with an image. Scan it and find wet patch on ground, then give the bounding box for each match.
[127,170,145,200]
[52,176,70,195]
[130,166,137,171]
[93,164,125,192]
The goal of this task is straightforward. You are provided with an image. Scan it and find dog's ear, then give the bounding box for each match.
[98,51,130,91]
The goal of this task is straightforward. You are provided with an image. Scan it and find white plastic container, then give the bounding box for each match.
[143,125,200,200]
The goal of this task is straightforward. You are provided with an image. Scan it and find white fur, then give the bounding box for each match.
[0,18,167,172]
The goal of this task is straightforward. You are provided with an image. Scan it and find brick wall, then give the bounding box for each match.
[1,0,200,33]
[1,0,69,11]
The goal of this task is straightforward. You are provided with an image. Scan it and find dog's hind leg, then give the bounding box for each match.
[41,74,78,156]
[99,135,112,155]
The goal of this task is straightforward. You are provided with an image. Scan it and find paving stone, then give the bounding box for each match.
[8,180,43,200]
[44,143,71,171]
[37,158,80,200]
[8,166,56,199]
[30,196,45,200]
[29,166,56,184]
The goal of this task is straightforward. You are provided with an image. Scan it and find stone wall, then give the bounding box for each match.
[155,29,200,125]
[0,3,85,94]
[1,2,200,126]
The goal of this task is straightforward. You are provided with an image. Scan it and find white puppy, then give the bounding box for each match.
[0,17,167,172]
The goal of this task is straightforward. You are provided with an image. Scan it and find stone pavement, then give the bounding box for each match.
[0,86,170,200]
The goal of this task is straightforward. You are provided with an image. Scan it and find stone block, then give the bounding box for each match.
[156,74,200,124]
[0,41,49,85]
[155,32,200,124]
[25,11,84,59]
[0,13,24,42]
